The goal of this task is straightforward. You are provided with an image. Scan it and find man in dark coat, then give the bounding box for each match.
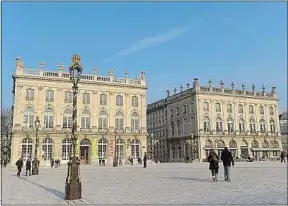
[15,157,23,177]
[207,149,219,182]
[221,147,234,181]
[143,153,147,168]
[26,158,32,176]
[280,151,286,163]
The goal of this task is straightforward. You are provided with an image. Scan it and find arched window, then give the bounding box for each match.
[24,107,34,127]
[271,140,279,148]
[42,138,53,160]
[227,117,234,133]
[171,121,175,136]
[239,118,245,133]
[249,119,256,133]
[252,140,259,148]
[270,119,276,133]
[260,119,266,133]
[216,117,223,132]
[263,141,269,148]
[132,96,139,107]
[131,112,139,130]
[205,140,213,148]
[203,116,210,132]
[259,106,264,115]
[238,104,243,114]
[203,102,209,111]
[217,140,225,148]
[98,138,107,159]
[131,139,140,159]
[229,140,237,148]
[115,111,124,130]
[80,138,91,146]
[62,138,72,160]
[116,95,123,106]
[116,138,124,159]
[81,109,91,129]
[44,107,54,128]
[62,108,72,128]
[98,111,108,129]
[215,103,221,112]
[269,106,274,115]
[249,105,254,114]
[241,140,248,147]
[21,138,33,161]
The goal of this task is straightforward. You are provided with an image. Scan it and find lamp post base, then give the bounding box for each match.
[113,157,118,167]
[65,157,82,200]
[32,168,39,175]
[32,159,39,175]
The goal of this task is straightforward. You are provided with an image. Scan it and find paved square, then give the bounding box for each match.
[2,161,287,205]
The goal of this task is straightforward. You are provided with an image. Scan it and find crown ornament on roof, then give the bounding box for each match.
[71,54,81,64]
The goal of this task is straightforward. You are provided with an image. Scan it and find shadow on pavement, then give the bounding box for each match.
[163,176,212,182]
[20,177,65,199]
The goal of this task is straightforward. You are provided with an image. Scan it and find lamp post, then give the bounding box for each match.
[32,115,40,175]
[113,134,118,167]
[148,133,154,161]
[65,54,83,200]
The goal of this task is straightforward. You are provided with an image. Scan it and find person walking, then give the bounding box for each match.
[15,157,23,177]
[50,158,54,168]
[143,153,147,168]
[25,158,32,176]
[280,151,286,163]
[207,149,219,182]
[221,147,234,182]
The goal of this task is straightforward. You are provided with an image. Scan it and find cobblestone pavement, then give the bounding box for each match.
[2,161,287,205]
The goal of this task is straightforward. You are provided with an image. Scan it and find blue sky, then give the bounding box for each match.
[2,2,287,112]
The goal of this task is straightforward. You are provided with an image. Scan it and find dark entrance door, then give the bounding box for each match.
[80,146,89,164]
[240,147,249,159]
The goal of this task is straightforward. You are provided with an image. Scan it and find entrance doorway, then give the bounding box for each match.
[240,147,249,159]
[79,138,91,164]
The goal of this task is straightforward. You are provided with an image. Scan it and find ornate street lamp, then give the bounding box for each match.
[65,54,83,200]
[113,134,118,167]
[32,115,40,175]
[148,133,154,161]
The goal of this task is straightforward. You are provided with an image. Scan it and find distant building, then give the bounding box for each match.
[147,78,283,162]
[279,111,287,150]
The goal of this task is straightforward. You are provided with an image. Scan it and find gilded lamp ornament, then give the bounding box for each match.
[69,54,83,86]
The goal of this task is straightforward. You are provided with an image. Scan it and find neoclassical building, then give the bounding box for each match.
[147,78,283,162]
[11,57,148,166]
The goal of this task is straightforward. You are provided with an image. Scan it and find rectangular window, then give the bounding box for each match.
[83,93,90,104]
[81,117,91,129]
[116,95,123,106]
[183,105,187,115]
[100,94,107,105]
[98,118,108,129]
[115,119,124,129]
[24,114,34,127]
[64,92,73,103]
[63,116,72,128]
[216,122,222,132]
[191,103,194,113]
[215,103,221,112]
[239,123,245,132]
[227,123,234,133]
[46,90,54,102]
[26,89,35,101]
[131,119,139,130]
[204,122,210,132]
[227,104,232,113]
[176,107,180,116]
[44,115,54,128]
[132,96,138,107]
[250,124,256,133]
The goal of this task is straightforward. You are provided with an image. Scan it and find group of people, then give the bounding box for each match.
[207,147,234,182]
[50,158,61,168]
[15,157,39,177]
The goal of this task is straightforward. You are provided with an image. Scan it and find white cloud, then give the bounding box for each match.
[104,26,189,62]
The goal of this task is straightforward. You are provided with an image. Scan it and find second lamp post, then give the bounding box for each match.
[32,115,40,175]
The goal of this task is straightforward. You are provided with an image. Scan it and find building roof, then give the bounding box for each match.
[279,111,288,121]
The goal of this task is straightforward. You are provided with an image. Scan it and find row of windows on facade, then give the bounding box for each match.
[148,102,275,121]
[23,107,140,130]
[25,89,139,107]
[20,137,142,161]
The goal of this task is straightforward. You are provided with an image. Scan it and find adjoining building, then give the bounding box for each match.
[11,57,148,166]
[279,111,287,150]
[147,78,283,162]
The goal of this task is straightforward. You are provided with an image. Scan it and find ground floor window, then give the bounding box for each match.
[98,138,108,159]
[21,138,33,161]
[272,151,278,156]
[116,139,124,159]
[131,139,140,159]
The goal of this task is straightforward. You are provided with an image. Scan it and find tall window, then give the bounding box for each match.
[132,96,139,107]
[115,111,124,129]
[227,117,234,133]
[238,104,243,113]
[81,109,91,129]
[227,104,232,113]
[203,116,210,132]
[183,105,187,115]
[26,88,34,101]
[239,118,245,133]
[116,139,124,159]
[62,108,72,128]
[21,138,33,161]
[64,91,73,103]
[44,107,54,128]
[46,90,54,102]
[170,109,174,117]
[100,94,107,105]
[131,112,139,130]
[177,120,181,135]
[131,139,140,159]
[82,93,90,104]
[215,103,221,112]
[204,102,209,111]
[23,107,34,127]
[270,119,276,133]
[171,121,175,136]
[42,138,53,160]
[191,103,194,113]
[249,119,256,133]
[176,107,180,116]
[249,105,254,114]
[116,95,123,106]
[216,117,223,132]
[62,138,72,160]
[260,119,266,133]
[269,106,274,115]
[98,138,107,159]
[259,106,264,115]
[98,111,108,129]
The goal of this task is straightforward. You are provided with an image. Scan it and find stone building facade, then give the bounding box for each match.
[11,57,148,166]
[147,78,283,162]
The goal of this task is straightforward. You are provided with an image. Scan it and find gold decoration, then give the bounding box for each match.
[71,54,81,64]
